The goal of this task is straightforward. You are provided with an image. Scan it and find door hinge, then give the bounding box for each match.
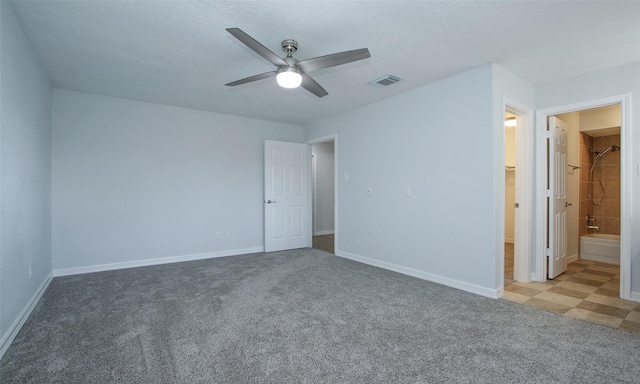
[546,248,551,257]
[546,130,553,139]
[545,189,551,197]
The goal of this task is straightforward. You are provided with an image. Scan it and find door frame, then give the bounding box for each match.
[534,94,631,300]
[307,134,338,252]
[499,99,534,289]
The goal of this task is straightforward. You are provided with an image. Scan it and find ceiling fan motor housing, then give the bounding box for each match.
[281,39,298,54]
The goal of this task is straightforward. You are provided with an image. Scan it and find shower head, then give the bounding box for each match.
[597,145,620,157]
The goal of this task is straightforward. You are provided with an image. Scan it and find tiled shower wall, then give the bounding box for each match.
[579,133,593,237]
[579,133,620,236]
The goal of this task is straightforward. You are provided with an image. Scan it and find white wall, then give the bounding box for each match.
[536,60,640,295]
[312,142,334,235]
[0,1,52,354]
[306,65,501,296]
[52,90,303,272]
[305,64,535,296]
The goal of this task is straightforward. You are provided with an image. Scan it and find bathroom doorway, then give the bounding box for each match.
[535,95,630,300]
[552,105,621,273]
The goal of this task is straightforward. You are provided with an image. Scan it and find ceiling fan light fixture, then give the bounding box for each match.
[276,67,302,89]
[225,28,369,97]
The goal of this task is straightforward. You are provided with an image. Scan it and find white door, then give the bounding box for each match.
[548,116,568,279]
[264,140,309,252]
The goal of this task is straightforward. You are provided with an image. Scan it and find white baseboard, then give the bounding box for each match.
[0,272,53,360]
[567,253,579,263]
[314,230,334,236]
[630,291,640,303]
[53,247,264,277]
[335,250,500,299]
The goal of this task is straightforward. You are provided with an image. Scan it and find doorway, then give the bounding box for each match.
[535,95,631,300]
[504,112,517,286]
[553,105,621,268]
[545,106,622,275]
[501,101,533,291]
[308,135,337,255]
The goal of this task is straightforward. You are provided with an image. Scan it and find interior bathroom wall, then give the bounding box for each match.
[580,105,621,133]
[579,133,595,238]
[579,105,620,236]
[590,134,621,235]
[312,142,335,235]
[554,112,581,260]
[578,105,621,237]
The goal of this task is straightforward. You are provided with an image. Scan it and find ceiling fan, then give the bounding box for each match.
[225,28,371,98]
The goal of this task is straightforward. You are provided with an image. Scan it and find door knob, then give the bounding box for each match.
[565,202,572,207]
[266,200,276,204]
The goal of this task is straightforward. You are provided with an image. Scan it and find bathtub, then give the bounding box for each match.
[580,234,620,264]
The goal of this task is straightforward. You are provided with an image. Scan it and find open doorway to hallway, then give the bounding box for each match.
[310,139,335,254]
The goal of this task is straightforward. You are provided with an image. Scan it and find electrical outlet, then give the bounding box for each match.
[367,187,372,196]
[216,231,222,240]
[226,231,231,239]
[29,262,33,279]
[404,186,411,197]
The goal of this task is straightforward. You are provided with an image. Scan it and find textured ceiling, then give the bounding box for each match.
[9,1,640,126]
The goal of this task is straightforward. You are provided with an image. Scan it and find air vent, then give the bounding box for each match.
[370,74,404,87]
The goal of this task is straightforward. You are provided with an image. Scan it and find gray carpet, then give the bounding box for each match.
[2,249,639,383]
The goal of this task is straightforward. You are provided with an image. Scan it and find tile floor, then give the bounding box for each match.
[312,234,334,254]
[503,259,640,333]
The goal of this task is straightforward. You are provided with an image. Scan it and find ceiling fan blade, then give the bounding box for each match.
[296,48,371,73]
[225,71,277,87]
[300,72,328,98]
[226,28,287,67]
